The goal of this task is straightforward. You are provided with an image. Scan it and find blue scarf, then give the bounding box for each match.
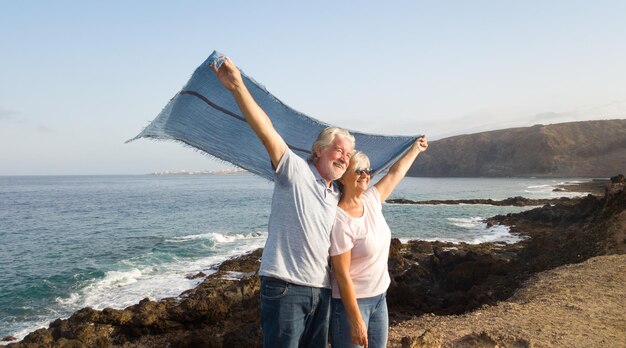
[128,51,418,180]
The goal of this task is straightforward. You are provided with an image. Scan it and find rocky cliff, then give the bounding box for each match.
[408,119,626,177]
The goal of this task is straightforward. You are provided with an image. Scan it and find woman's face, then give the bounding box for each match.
[340,156,371,194]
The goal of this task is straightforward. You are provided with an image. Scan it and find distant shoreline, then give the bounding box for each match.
[387,178,611,206]
[555,178,610,196]
[149,169,246,175]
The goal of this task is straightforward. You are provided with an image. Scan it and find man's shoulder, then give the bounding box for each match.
[282,149,315,174]
[274,149,318,188]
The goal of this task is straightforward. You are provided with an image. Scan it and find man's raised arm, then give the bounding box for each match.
[212,57,287,167]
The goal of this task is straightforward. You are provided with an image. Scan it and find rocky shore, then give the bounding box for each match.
[387,178,611,206]
[6,176,625,347]
[387,196,578,207]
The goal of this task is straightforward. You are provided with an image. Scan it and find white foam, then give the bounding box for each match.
[468,225,523,244]
[165,231,266,244]
[80,268,201,310]
[219,271,257,281]
[527,184,553,189]
[0,232,267,346]
[55,292,80,305]
[0,230,270,343]
[70,231,267,311]
[98,269,142,288]
[447,216,484,229]
[524,180,590,198]
[409,217,523,245]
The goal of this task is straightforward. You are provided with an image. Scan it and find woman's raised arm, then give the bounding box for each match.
[374,135,428,202]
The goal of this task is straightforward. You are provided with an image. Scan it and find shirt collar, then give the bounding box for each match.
[309,162,338,193]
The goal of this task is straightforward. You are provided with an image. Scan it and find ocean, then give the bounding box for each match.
[0,174,588,341]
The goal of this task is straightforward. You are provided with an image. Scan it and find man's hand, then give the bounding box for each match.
[210,55,287,167]
[211,57,244,92]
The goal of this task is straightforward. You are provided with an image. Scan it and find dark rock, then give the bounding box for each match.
[2,336,17,342]
[186,271,207,279]
[19,328,53,346]
[611,174,625,184]
[387,196,579,207]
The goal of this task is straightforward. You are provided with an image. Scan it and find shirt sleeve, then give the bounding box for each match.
[330,213,355,256]
[274,148,306,185]
[365,186,383,211]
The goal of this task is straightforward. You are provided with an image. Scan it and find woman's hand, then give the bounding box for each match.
[415,134,428,153]
[351,318,368,348]
[374,133,428,201]
[211,57,244,92]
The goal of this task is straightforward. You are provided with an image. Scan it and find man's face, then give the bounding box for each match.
[314,135,354,182]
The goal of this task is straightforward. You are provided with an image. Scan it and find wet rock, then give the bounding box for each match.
[186,271,207,279]
[2,336,17,342]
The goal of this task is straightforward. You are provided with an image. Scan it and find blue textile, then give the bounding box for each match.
[128,51,418,181]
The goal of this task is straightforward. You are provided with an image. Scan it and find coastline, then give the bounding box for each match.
[555,178,610,196]
[387,177,611,206]
[4,176,624,347]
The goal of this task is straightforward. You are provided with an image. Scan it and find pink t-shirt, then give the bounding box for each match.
[330,186,391,299]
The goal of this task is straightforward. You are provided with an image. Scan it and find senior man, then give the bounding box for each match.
[213,57,354,348]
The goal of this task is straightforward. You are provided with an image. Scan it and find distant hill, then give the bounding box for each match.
[408,119,626,177]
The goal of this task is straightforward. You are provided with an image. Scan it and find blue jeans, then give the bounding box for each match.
[260,277,331,348]
[330,293,388,348]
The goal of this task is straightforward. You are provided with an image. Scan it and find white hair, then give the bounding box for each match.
[308,127,356,163]
[348,151,370,172]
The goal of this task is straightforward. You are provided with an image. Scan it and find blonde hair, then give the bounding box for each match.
[308,127,356,163]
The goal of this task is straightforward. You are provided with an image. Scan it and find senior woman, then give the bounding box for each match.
[329,136,428,348]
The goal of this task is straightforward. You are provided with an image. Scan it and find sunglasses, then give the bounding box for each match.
[355,167,372,175]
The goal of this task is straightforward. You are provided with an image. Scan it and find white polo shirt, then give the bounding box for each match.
[259,149,340,288]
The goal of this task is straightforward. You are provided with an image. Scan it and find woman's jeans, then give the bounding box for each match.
[260,276,331,348]
[330,293,388,348]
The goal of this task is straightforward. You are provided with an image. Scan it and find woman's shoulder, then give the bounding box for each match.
[363,186,383,212]
[364,186,381,202]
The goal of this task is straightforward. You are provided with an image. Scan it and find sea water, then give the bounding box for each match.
[0,174,588,340]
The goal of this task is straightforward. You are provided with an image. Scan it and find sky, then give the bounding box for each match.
[1,1,625,175]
